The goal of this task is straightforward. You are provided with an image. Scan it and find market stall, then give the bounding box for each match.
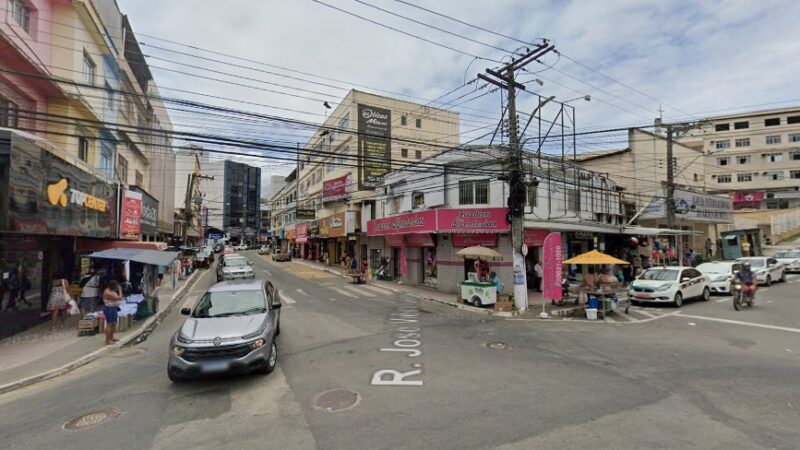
[562,250,631,319]
[456,245,502,307]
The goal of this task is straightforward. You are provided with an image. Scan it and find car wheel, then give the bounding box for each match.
[168,367,186,383]
[257,341,278,375]
[780,271,786,282]
[766,275,772,286]
[701,287,710,301]
[673,292,683,308]
[472,296,482,307]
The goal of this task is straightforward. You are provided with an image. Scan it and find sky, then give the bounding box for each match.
[118,0,800,183]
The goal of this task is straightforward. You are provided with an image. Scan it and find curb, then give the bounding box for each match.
[0,269,205,396]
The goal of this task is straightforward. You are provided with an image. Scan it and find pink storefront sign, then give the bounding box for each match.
[384,233,434,247]
[367,210,437,236]
[523,229,549,247]
[436,208,509,232]
[452,233,497,247]
[542,232,563,301]
[384,235,405,247]
[296,223,308,243]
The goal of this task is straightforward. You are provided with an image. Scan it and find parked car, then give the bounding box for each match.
[236,243,248,251]
[773,250,800,273]
[735,257,786,285]
[272,251,291,262]
[195,250,213,269]
[629,266,711,307]
[258,245,270,255]
[213,243,224,254]
[216,255,255,282]
[223,246,235,256]
[168,280,281,382]
[696,261,742,295]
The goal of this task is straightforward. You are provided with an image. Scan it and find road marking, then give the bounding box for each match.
[296,288,309,297]
[674,313,800,334]
[262,269,271,276]
[617,313,637,322]
[343,285,375,297]
[282,294,297,304]
[634,309,657,319]
[715,298,730,303]
[331,287,358,298]
[363,285,393,295]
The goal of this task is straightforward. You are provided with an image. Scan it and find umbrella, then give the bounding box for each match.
[455,245,503,262]
[562,250,629,265]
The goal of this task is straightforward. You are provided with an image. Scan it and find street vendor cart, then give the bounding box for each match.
[455,245,503,307]
[562,250,631,318]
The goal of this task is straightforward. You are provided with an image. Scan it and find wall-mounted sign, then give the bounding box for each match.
[344,210,358,234]
[296,209,316,220]
[296,223,308,243]
[453,233,497,247]
[523,229,549,247]
[120,190,143,240]
[323,174,352,202]
[437,208,509,232]
[357,104,391,190]
[46,179,108,212]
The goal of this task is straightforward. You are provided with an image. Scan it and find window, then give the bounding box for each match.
[735,138,750,147]
[766,171,784,181]
[790,170,800,179]
[766,135,781,145]
[0,97,19,128]
[415,118,422,128]
[400,115,407,126]
[717,174,731,183]
[789,133,800,143]
[526,184,538,208]
[717,156,730,166]
[791,151,800,161]
[714,124,729,132]
[715,140,730,149]
[326,160,335,174]
[99,143,113,178]
[787,116,800,124]
[566,189,581,211]
[338,114,350,131]
[459,179,489,205]
[764,118,780,127]
[82,52,96,85]
[401,148,408,158]
[415,150,422,159]
[78,137,89,162]
[737,155,751,165]
[116,154,128,183]
[104,81,115,110]
[135,170,143,187]
[734,121,749,130]
[737,173,752,182]
[10,0,31,33]
[412,192,424,209]
[764,152,782,162]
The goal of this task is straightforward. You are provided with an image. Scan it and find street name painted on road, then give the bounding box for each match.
[371,298,424,387]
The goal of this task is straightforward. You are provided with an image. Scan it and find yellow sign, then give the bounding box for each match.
[46,179,107,212]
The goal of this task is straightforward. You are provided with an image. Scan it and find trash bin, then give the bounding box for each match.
[586,308,598,320]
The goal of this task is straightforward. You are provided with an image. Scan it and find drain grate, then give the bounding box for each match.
[313,389,360,413]
[484,342,512,350]
[63,408,123,431]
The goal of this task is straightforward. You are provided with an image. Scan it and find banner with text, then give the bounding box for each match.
[119,190,143,240]
[542,232,563,301]
[357,104,392,190]
[323,174,353,203]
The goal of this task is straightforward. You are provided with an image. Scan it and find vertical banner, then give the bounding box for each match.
[119,189,143,240]
[357,104,392,190]
[542,232,563,301]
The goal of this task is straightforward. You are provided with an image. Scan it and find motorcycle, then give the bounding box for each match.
[731,280,755,311]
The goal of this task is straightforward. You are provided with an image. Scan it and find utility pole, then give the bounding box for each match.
[183,173,214,246]
[479,43,555,312]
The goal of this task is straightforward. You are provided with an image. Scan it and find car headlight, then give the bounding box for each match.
[176,334,192,344]
[249,339,265,350]
[655,283,672,292]
[171,346,186,356]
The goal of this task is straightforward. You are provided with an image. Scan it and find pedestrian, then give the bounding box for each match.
[5,268,21,311]
[350,255,358,274]
[361,256,368,274]
[18,267,31,308]
[534,260,543,292]
[489,271,503,295]
[705,238,713,259]
[47,271,70,331]
[689,249,698,266]
[79,268,101,316]
[102,280,123,345]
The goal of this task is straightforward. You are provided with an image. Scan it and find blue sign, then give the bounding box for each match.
[208,233,224,241]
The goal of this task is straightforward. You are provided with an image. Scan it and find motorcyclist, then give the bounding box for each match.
[733,262,757,301]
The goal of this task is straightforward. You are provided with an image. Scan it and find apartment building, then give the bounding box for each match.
[682,107,800,211]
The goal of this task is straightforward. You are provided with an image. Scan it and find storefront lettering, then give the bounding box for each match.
[374,216,426,232]
[46,179,107,212]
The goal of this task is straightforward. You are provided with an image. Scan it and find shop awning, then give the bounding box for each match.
[722,234,738,240]
[524,221,623,234]
[622,226,699,236]
[88,249,179,266]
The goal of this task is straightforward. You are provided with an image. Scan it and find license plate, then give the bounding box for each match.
[636,292,652,299]
[201,360,229,373]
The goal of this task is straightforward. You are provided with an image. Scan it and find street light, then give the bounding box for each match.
[563,95,591,103]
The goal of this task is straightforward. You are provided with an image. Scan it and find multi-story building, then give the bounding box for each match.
[280,89,460,264]
[270,171,297,251]
[221,160,261,242]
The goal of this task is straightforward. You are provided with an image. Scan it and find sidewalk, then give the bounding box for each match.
[291,259,584,318]
[0,269,203,395]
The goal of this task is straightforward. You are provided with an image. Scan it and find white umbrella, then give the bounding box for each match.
[455,245,503,262]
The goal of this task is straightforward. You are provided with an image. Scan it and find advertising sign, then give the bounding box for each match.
[132,187,158,236]
[323,174,353,202]
[357,104,392,190]
[523,229,549,247]
[641,188,733,223]
[453,233,497,247]
[730,192,764,210]
[296,223,308,243]
[344,210,358,234]
[328,212,346,238]
[542,232,563,301]
[120,190,143,240]
[367,210,437,236]
[436,208,509,233]
[296,209,316,220]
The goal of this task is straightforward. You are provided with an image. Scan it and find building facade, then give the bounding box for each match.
[221,160,261,242]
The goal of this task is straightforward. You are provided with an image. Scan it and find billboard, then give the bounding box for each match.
[323,174,352,202]
[640,188,733,224]
[120,190,143,240]
[357,104,391,190]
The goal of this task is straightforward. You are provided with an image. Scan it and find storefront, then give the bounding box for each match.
[0,130,118,338]
[131,186,159,242]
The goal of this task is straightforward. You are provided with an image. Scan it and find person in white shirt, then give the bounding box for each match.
[534,261,543,292]
[79,269,101,316]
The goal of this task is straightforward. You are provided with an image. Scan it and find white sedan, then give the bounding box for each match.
[735,257,785,285]
[629,267,711,307]
[773,250,800,273]
[696,261,742,295]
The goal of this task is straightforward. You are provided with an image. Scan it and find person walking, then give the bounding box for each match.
[705,238,714,259]
[79,269,101,316]
[534,260,543,292]
[47,272,70,331]
[102,280,123,345]
[490,271,503,295]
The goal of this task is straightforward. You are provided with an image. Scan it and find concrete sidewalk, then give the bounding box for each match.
[0,268,203,395]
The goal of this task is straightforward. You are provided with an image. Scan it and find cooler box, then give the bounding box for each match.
[135,296,159,319]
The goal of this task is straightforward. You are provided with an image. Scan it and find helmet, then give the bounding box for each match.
[743,261,751,268]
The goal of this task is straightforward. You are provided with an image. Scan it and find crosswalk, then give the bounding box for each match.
[282,283,396,306]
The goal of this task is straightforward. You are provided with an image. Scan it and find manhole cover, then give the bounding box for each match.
[313,389,360,413]
[63,408,123,431]
[484,342,512,350]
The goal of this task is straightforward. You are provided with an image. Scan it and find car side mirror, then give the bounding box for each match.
[271,290,282,310]
[180,307,191,316]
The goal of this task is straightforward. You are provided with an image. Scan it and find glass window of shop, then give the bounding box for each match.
[421,236,438,287]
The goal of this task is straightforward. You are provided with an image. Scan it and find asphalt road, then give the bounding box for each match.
[0,252,798,449]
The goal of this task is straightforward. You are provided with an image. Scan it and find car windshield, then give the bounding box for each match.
[191,290,266,318]
[225,258,248,267]
[774,251,800,259]
[640,269,679,281]
[697,263,730,274]
[738,258,764,268]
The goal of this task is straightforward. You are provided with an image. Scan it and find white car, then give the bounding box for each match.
[696,261,742,295]
[236,244,248,251]
[773,250,800,273]
[629,267,711,307]
[735,257,785,285]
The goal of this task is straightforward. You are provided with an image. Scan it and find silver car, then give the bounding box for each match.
[168,280,282,382]
[216,255,255,282]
